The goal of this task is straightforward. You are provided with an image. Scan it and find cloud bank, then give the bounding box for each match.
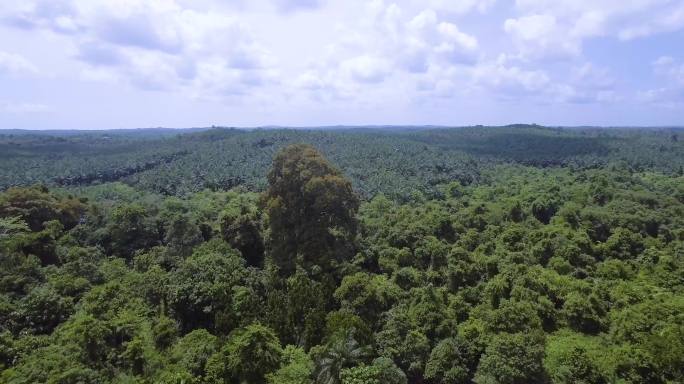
[0,0,683,128]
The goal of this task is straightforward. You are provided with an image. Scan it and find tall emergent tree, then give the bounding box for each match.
[264,144,359,277]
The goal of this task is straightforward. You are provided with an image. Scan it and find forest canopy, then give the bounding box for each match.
[0,126,683,384]
[1,125,682,200]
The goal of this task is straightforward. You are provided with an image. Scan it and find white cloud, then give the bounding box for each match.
[272,0,325,12]
[407,10,479,65]
[642,56,684,106]
[466,55,619,104]
[0,51,39,75]
[571,62,615,90]
[340,56,392,83]
[0,101,52,114]
[639,87,684,107]
[1,0,276,97]
[505,0,684,59]
[0,0,680,125]
[653,56,684,85]
[411,0,496,15]
[0,2,78,31]
[504,14,581,59]
[284,1,624,106]
[291,1,479,100]
[470,58,550,97]
[617,2,684,39]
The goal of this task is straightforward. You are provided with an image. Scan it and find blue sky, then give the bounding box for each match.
[0,0,683,129]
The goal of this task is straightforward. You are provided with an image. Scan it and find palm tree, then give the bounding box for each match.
[314,332,367,384]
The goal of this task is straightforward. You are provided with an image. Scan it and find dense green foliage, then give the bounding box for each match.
[264,144,359,277]
[2,126,682,200]
[1,127,683,383]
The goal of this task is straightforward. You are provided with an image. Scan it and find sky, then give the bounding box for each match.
[0,0,683,129]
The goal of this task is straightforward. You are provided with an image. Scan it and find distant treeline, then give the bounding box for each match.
[1,126,682,200]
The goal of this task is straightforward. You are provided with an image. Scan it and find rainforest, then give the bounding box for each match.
[1,125,683,384]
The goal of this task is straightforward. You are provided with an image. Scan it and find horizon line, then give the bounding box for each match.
[2,124,684,132]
